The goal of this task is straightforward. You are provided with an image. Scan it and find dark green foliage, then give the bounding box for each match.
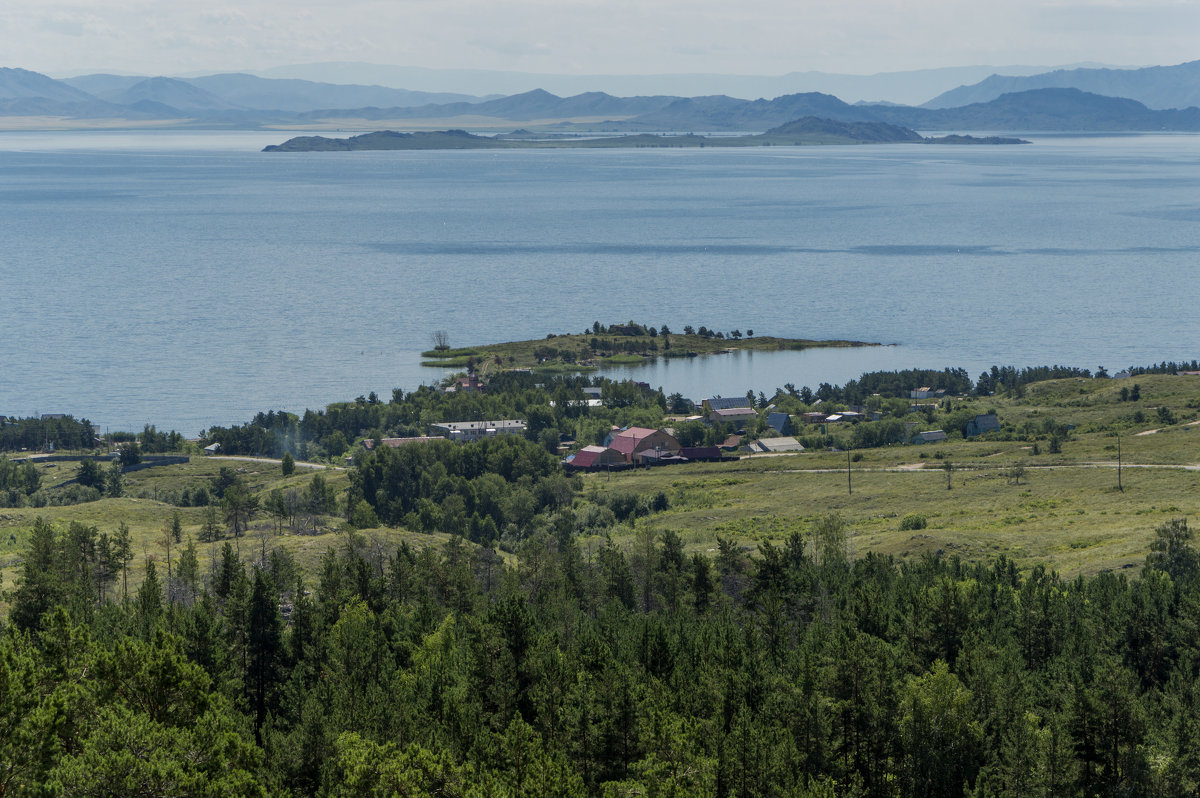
[210,466,243,499]
[8,515,1200,796]
[8,517,65,632]
[1127,361,1200,377]
[350,434,567,540]
[199,504,223,543]
[247,568,282,744]
[222,484,260,538]
[836,367,973,402]
[105,460,124,497]
[117,441,142,467]
[138,423,185,453]
[203,374,667,460]
[0,458,41,495]
[75,458,105,490]
[1145,518,1197,584]
[281,451,295,476]
[0,414,96,452]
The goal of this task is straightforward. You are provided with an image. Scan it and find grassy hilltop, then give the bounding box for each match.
[585,372,1200,575]
[0,456,457,611]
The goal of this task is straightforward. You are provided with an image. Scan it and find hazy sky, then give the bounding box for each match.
[3,0,1197,78]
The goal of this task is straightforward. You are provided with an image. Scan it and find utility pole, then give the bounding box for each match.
[1117,435,1123,492]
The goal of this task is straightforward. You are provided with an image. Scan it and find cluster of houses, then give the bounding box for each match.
[563,426,729,471]
[362,377,1004,470]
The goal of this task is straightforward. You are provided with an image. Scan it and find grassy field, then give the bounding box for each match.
[581,455,1199,578]
[581,373,1200,576]
[0,456,452,608]
[2,373,1197,597]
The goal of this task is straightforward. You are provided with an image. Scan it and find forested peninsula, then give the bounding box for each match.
[420,322,876,372]
[263,118,1028,151]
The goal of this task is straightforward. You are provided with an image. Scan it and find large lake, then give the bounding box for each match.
[2,130,1198,434]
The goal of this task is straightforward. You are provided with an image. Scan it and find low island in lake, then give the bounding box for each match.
[421,322,879,374]
[263,117,1029,151]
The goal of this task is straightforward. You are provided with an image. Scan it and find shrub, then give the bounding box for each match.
[574,502,616,533]
[606,491,641,521]
[347,499,379,529]
[899,514,927,531]
[51,484,102,505]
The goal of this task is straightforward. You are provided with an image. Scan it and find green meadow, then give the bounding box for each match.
[2,373,1197,600]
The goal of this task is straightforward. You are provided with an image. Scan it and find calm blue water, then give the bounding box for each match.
[2,130,1198,435]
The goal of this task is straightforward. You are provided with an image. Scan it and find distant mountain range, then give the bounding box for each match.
[566,88,1200,132]
[2,62,1200,133]
[874,88,1200,131]
[304,87,674,123]
[924,60,1200,110]
[251,61,1116,106]
[62,72,483,113]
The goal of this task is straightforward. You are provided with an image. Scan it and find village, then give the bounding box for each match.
[349,374,1004,472]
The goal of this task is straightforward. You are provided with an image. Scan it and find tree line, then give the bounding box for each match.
[3,512,1199,796]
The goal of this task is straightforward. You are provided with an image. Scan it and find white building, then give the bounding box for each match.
[430,420,527,442]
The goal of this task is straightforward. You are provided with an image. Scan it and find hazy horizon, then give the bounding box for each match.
[4,0,1195,86]
[12,59,1174,108]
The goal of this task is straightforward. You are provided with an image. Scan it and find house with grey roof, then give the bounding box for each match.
[766,412,792,435]
[702,396,753,414]
[965,413,1000,437]
[710,406,757,428]
[430,420,527,442]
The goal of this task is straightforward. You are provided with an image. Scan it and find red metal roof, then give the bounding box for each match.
[570,446,606,468]
[608,427,660,455]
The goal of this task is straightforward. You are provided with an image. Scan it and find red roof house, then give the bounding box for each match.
[563,445,626,470]
[607,427,681,463]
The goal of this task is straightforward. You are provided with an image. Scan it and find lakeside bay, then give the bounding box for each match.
[3,130,1199,433]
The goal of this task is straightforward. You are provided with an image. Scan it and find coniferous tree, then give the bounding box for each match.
[135,560,163,636]
[106,460,124,497]
[200,504,222,543]
[176,537,200,603]
[9,517,63,632]
[247,568,282,745]
[114,521,133,601]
